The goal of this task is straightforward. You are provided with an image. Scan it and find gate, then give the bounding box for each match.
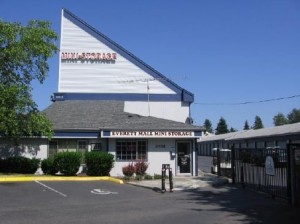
[232,147,288,201]
[288,144,300,205]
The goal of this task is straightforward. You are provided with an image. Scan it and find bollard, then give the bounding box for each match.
[161,166,166,193]
[241,166,245,188]
[169,167,173,192]
[161,164,174,193]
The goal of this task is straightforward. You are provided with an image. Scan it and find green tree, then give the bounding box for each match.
[215,117,229,135]
[229,127,237,132]
[243,120,250,130]
[273,112,288,126]
[287,108,300,124]
[203,119,213,134]
[0,19,58,143]
[253,115,264,129]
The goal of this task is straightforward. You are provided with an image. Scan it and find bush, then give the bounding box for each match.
[54,152,81,176]
[122,163,135,177]
[0,156,40,174]
[144,174,153,180]
[153,173,162,179]
[134,160,149,176]
[41,157,59,175]
[123,175,131,181]
[153,173,168,179]
[85,151,114,176]
[135,175,142,181]
[0,158,8,173]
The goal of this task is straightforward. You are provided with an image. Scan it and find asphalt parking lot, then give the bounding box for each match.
[1,181,300,224]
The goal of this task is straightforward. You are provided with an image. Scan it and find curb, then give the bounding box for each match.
[126,181,176,193]
[0,176,124,184]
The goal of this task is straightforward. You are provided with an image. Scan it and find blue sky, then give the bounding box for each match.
[1,0,299,131]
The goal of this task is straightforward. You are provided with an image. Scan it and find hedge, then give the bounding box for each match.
[53,151,82,176]
[41,157,59,175]
[0,156,40,174]
[85,151,114,176]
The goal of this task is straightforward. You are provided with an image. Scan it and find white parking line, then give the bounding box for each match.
[35,181,67,197]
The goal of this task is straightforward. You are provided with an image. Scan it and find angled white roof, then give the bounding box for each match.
[55,9,194,103]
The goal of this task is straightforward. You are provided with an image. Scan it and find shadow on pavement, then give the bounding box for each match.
[180,184,300,224]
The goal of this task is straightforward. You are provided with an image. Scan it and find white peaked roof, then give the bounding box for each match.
[199,122,300,142]
[56,9,194,103]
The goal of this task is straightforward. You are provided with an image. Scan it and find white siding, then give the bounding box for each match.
[59,15,175,95]
[108,139,176,177]
[124,101,190,123]
[0,139,48,160]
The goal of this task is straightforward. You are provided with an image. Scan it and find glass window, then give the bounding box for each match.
[91,143,102,151]
[49,141,58,157]
[116,140,147,161]
[58,140,77,152]
[77,141,88,152]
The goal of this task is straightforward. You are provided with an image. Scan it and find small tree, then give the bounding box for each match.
[243,120,250,130]
[273,112,288,126]
[230,127,237,132]
[253,116,264,129]
[203,119,213,134]
[215,117,229,135]
[0,19,58,144]
[287,108,300,124]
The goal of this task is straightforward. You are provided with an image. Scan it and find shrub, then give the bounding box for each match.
[0,157,40,174]
[122,163,135,177]
[41,157,59,175]
[27,158,40,174]
[134,160,149,176]
[135,175,142,181]
[0,158,8,173]
[54,152,81,176]
[153,173,162,179]
[85,151,114,176]
[144,174,153,180]
[123,175,131,181]
[154,173,168,179]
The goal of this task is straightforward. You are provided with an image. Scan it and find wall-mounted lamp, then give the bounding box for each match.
[170,147,176,158]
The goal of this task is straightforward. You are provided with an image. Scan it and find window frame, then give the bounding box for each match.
[48,140,58,157]
[116,139,148,161]
[91,142,103,151]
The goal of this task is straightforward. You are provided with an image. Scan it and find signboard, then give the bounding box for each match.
[61,52,117,61]
[265,156,275,176]
[101,130,199,138]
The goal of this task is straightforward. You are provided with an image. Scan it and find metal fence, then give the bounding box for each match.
[232,147,288,201]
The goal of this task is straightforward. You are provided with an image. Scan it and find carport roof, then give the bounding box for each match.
[43,100,204,131]
[199,122,300,142]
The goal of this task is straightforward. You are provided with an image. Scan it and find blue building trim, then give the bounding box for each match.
[54,132,100,138]
[62,9,194,103]
[53,92,186,102]
[102,131,111,137]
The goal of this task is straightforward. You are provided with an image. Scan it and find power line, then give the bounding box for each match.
[194,94,300,106]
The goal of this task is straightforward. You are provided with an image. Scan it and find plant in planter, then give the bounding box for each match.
[134,160,149,176]
[122,162,135,178]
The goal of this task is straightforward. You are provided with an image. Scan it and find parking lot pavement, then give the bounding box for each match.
[1,181,300,224]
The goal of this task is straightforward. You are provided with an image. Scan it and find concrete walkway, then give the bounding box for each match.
[127,172,230,191]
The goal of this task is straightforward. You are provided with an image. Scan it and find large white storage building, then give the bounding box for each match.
[2,9,204,177]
